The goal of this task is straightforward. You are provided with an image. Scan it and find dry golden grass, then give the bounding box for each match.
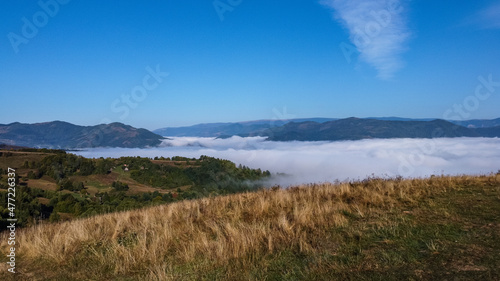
[0,150,52,171]
[1,174,499,280]
[24,176,58,191]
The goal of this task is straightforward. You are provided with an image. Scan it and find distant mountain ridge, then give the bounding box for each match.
[0,121,164,149]
[262,118,500,141]
[154,117,500,138]
[153,118,338,137]
[2,117,499,149]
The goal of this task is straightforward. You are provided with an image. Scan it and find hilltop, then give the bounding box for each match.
[0,121,164,149]
[1,174,499,280]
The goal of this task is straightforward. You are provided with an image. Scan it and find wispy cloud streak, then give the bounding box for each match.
[322,0,411,79]
[469,2,500,29]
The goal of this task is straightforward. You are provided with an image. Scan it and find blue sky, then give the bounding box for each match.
[1,0,499,130]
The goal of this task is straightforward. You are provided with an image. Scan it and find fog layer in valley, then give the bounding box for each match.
[74,137,500,186]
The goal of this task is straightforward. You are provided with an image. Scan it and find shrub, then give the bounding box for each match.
[112,181,129,191]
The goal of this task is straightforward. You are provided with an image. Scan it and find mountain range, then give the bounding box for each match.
[261,118,500,141]
[154,117,500,137]
[153,118,337,137]
[1,118,499,149]
[0,121,163,149]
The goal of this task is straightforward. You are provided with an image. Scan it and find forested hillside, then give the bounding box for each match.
[0,149,270,229]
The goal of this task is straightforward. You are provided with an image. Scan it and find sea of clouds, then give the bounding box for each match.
[73,137,500,186]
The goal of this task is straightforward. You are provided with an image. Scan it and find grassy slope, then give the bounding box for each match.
[1,175,499,280]
[0,151,51,171]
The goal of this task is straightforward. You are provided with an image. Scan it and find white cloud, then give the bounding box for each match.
[75,137,500,187]
[159,136,266,150]
[322,0,411,79]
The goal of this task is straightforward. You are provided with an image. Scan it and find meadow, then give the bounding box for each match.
[1,174,499,280]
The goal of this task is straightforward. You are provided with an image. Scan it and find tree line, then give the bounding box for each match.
[0,151,271,229]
